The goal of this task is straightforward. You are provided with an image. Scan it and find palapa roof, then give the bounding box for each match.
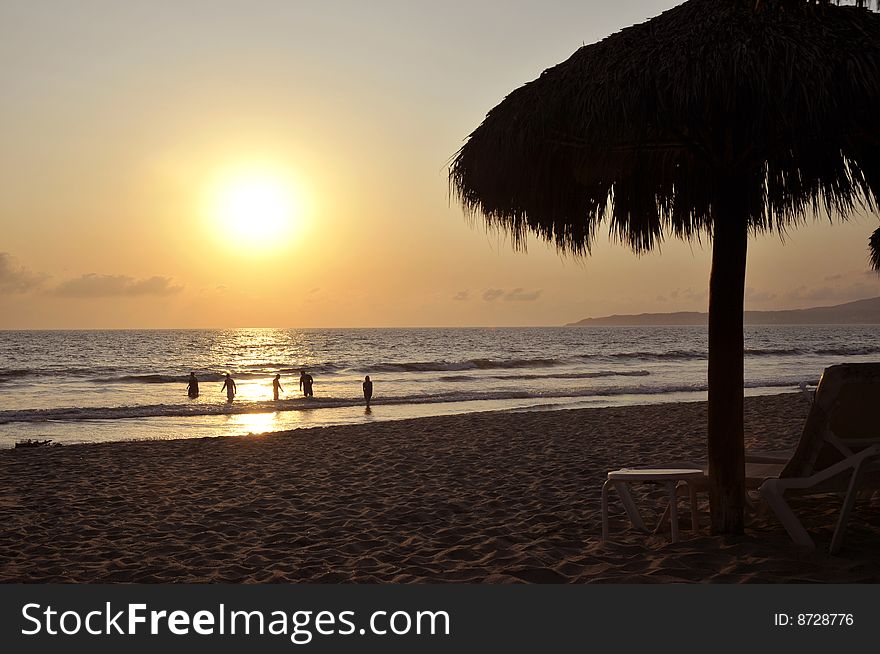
[871,226,880,269]
[450,0,880,254]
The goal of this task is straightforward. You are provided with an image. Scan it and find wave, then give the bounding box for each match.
[0,399,365,424]
[596,350,706,361]
[439,370,651,382]
[575,345,880,361]
[364,358,563,373]
[242,363,343,374]
[91,365,343,385]
[0,369,33,383]
[745,346,880,357]
[0,366,116,381]
[1,364,346,386]
[95,373,223,384]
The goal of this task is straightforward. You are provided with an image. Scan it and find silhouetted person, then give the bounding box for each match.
[221,373,237,403]
[187,372,199,399]
[299,370,307,396]
[363,375,373,409]
[272,374,283,400]
[300,371,314,397]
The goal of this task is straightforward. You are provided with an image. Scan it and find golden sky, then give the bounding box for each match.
[1,0,879,328]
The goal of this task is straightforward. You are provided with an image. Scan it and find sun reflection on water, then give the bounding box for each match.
[225,411,281,435]
[229,380,276,403]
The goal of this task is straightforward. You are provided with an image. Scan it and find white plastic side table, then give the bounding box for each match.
[601,468,704,543]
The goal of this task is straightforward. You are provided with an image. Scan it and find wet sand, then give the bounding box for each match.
[2,393,879,583]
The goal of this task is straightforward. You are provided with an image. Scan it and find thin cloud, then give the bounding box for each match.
[0,253,47,294]
[784,282,879,304]
[504,288,542,302]
[482,288,504,302]
[669,287,708,304]
[453,290,470,301]
[745,287,777,304]
[52,274,183,298]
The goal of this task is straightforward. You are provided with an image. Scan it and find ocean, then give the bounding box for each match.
[1,325,878,448]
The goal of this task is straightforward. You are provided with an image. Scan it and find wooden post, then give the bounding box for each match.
[707,184,748,534]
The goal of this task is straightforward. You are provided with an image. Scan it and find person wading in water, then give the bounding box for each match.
[363,375,373,409]
[221,373,237,403]
[299,370,314,397]
[187,372,199,399]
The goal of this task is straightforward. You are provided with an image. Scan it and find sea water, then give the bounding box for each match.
[1,326,878,447]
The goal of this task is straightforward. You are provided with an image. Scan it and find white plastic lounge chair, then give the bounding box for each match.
[759,363,880,553]
[602,450,791,539]
[602,365,879,549]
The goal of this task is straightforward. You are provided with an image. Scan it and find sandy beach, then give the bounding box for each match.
[2,393,879,583]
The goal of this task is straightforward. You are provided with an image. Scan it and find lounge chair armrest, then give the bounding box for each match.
[766,444,880,492]
[746,454,790,464]
[745,448,795,464]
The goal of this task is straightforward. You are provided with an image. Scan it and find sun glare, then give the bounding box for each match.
[207,166,306,252]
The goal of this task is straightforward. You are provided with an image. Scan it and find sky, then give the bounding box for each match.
[1,0,879,329]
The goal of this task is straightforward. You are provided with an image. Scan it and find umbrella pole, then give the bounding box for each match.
[707,186,748,535]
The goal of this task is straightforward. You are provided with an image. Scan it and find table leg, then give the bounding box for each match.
[613,481,648,533]
[667,481,679,543]
[601,480,610,541]
[688,482,699,531]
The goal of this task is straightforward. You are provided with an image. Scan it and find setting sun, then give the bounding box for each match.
[206,166,306,252]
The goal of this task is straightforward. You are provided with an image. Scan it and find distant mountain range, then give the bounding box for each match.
[567,296,880,326]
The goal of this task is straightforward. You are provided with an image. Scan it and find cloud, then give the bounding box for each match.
[453,290,470,301]
[784,283,875,304]
[52,274,183,298]
[668,287,707,304]
[0,253,47,294]
[481,287,543,302]
[745,287,777,304]
[504,288,542,302]
[782,267,880,305]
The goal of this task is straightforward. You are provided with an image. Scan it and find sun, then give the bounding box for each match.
[207,166,305,252]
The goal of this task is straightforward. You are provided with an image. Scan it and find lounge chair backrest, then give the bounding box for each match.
[780,363,880,479]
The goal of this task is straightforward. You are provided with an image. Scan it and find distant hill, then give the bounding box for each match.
[567,296,880,326]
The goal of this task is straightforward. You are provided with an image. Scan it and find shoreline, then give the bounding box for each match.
[2,390,792,451]
[0,386,802,449]
[3,393,879,583]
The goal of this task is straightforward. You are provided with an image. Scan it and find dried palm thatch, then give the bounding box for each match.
[451,0,880,253]
[451,0,880,534]
[871,227,880,270]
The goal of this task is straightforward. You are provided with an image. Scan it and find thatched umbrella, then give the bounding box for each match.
[451,0,880,533]
[871,227,880,270]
